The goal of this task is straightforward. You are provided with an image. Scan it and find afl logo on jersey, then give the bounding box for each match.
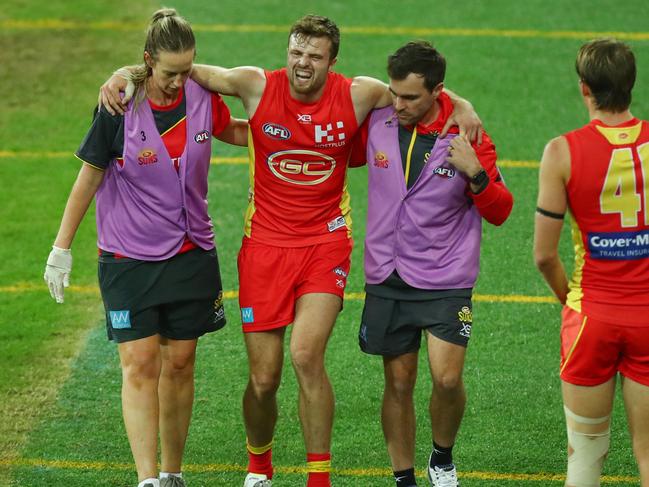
[267,150,336,186]
[263,123,291,140]
[194,130,210,144]
[434,166,456,178]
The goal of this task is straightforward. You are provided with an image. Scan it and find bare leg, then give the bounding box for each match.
[158,337,198,474]
[289,293,341,452]
[426,333,467,449]
[382,352,419,471]
[243,327,286,447]
[118,335,161,482]
[622,377,649,486]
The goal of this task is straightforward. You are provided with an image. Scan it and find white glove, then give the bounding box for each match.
[44,246,72,303]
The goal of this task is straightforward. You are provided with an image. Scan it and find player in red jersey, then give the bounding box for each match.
[534,38,649,487]
[101,15,482,487]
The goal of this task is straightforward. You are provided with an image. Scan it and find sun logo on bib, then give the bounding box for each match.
[373,151,389,168]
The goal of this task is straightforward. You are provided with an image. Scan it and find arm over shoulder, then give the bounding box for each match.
[192,65,266,117]
[350,76,391,126]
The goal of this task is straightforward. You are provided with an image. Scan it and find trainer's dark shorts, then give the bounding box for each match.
[359,273,473,356]
[98,248,226,343]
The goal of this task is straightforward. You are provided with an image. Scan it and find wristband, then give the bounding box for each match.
[470,169,489,193]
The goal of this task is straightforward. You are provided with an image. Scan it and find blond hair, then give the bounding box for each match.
[131,8,195,109]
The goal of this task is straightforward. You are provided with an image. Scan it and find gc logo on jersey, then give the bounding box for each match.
[267,150,336,186]
[263,123,292,140]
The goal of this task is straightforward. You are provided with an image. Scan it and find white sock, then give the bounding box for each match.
[160,472,182,479]
[138,479,160,487]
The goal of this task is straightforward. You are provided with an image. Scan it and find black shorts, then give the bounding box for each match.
[359,291,473,356]
[98,247,226,343]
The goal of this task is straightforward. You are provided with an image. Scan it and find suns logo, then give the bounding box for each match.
[137,149,158,165]
[213,291,225,322]
[373,151,389,168]
[457,306,473,323]
[194,130,210,143]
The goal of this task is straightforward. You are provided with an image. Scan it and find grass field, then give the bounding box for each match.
[1,0,648,485]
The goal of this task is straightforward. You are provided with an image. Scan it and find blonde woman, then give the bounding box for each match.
[44,9,247,487]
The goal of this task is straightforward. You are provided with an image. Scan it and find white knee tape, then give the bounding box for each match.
[564,405,610,425]
[564,407,610,487]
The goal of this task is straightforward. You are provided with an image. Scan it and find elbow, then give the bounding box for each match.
[533,250,558,273]
[484,193,514,226]
[499,193,514,225]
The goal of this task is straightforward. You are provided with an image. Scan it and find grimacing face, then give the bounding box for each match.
[389,73,443,127]
[146,48,195,100]
[286,34,336,100]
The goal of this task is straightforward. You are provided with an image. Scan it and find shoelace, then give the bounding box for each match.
[430,466,458,487]
[161,477,186,487]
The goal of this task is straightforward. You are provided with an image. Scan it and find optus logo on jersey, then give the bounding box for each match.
[263,123,292,140]
[267,150,336,186]
[137,149,158,165]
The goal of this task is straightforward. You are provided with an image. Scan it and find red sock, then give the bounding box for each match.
[247,440,273,479]
[306,452,331,487]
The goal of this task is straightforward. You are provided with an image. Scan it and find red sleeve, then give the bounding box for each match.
[468,131,514,226]
[348,116,370,168]
[210,92,232,136]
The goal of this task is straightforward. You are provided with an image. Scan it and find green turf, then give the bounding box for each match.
[1,0,647,485]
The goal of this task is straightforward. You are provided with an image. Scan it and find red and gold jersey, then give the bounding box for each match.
[245,68,358,246]
[565,118,649,325]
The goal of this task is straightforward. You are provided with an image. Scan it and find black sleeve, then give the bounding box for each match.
[75,105,124,170]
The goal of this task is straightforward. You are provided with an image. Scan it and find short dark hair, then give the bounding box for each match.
[576,38,636,112]
[387,41,446,91]
[289,14,340,60]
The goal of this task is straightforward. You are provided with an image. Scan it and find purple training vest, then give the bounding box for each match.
[364,106,482,289]
[95,79,214,260]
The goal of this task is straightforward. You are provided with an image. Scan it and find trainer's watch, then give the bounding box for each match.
[469,168,489,194]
